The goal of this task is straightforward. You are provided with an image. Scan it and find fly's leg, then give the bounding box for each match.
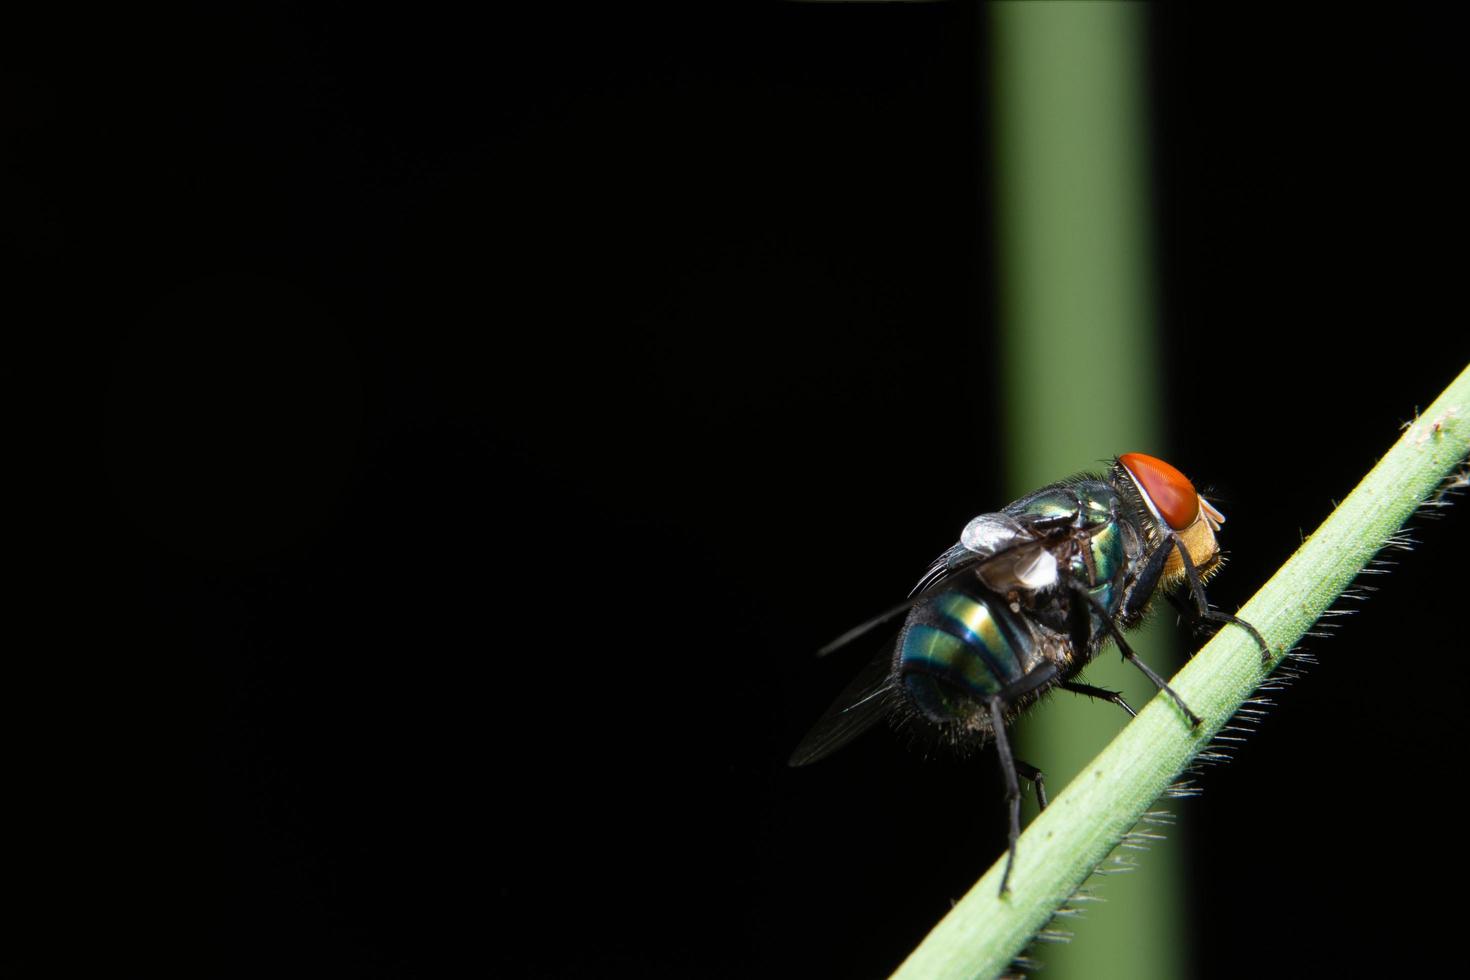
[989,662,1059,896]
[1070,581,1201,728]
[1059,680,1137,718]
[1122,534,1271,667]
[1168,537,1272,665]
[1162,590,1203,635]
[1120,535,1173,619]
[1015,760,1048,810]
[988,696,1023,897]
[1163,588,1253,650]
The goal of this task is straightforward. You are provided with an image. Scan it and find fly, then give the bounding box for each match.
[789,453,1269,894]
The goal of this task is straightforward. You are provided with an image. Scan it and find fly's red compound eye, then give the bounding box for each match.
[1119,452,1201,531]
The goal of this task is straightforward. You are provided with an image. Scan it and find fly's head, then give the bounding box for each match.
[1116,452,1226,588]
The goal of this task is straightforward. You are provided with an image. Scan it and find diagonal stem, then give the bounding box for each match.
[891,363,1470,980]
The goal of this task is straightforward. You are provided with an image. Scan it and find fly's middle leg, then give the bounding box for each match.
[1069,579,1202,728]
[1059,680,1137,718]
[1015,759,1048,810]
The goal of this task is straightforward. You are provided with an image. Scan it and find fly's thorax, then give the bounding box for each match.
[976,478,1136,653]
[1074,517,1131,617]
[1002,479,1118,530]
[1002,485,1084,524]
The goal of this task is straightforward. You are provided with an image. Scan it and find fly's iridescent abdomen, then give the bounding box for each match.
[896,583,1038,722]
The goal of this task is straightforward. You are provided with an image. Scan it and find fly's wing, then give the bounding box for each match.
[795,499,1079,764]
[908,541,985,597]
[788,641,898,767]
[816,513,1055,659]
[914,513,1051,594]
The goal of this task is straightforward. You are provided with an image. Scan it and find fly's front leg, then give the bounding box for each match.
[1162,590,1203,635]
[1165,587,1255,652]
[1169,537,1272,665]
[1120,535,1173,623]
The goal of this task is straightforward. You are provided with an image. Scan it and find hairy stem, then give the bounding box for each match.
[891,363,1470,980]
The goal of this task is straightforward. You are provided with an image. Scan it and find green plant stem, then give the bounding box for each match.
[989,3,1174,974]
[891,363,1470,980]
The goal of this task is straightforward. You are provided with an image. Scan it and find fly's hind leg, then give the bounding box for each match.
[987,695,1023,897]
[988,662,1060,896]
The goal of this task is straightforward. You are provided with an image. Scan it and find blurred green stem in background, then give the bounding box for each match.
[990,3,1177,978]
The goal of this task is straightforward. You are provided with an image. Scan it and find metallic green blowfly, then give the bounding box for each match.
[789,453,1268,894]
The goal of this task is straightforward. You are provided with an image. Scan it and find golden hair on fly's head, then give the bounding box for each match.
[1161,497,1225,588]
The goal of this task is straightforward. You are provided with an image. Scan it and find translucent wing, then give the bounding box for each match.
[817,513,1057,659]
[788,640,898,767]
[914,513,1048,594]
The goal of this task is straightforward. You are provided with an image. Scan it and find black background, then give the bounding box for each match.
[12,3,1469,977]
